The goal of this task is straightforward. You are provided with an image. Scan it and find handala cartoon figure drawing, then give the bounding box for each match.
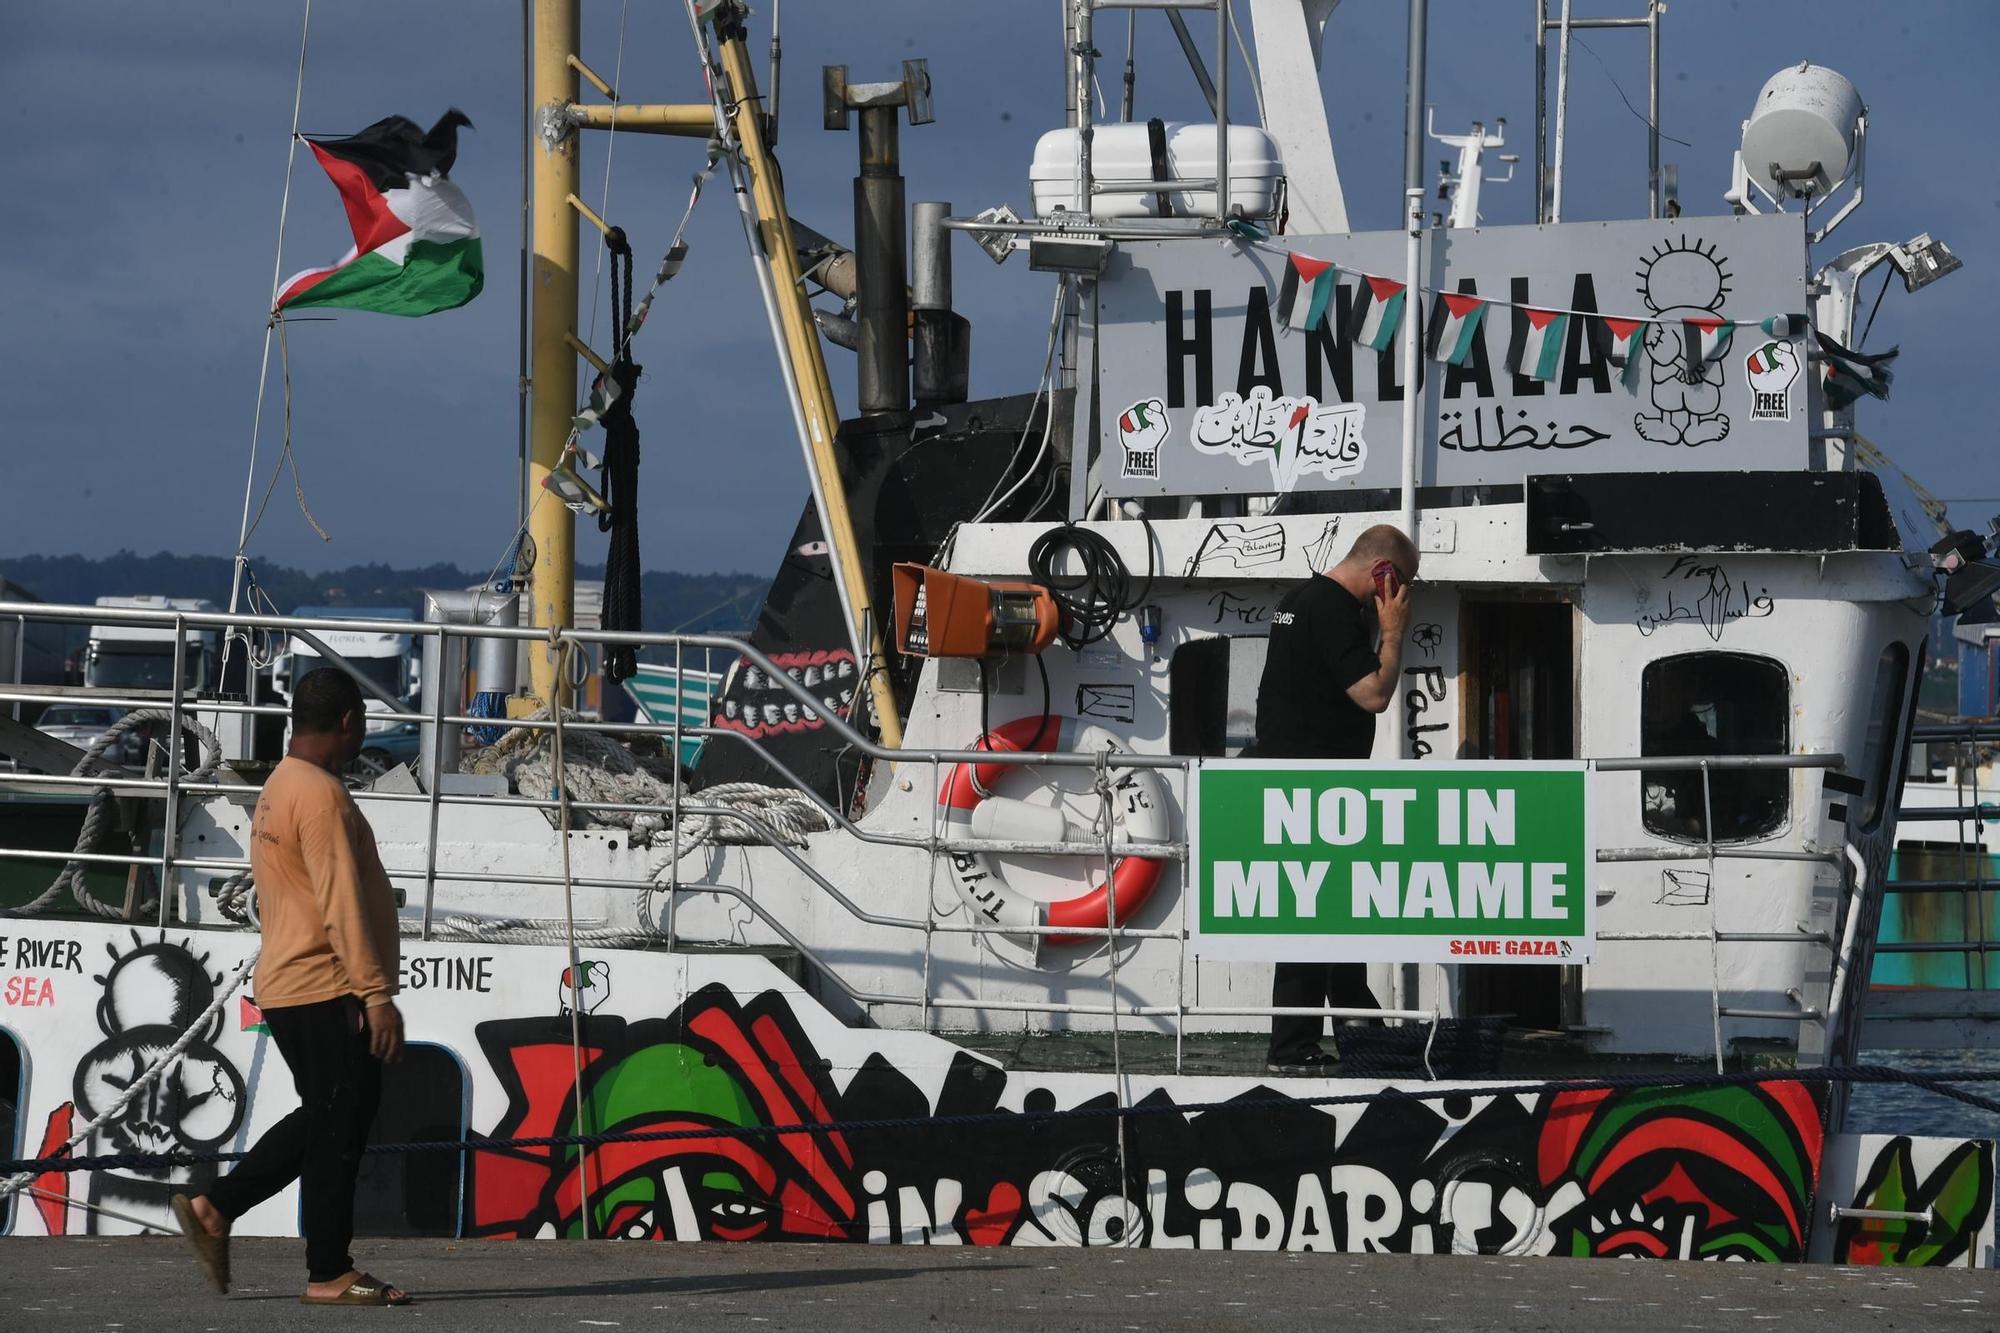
[1635,237,1734,447]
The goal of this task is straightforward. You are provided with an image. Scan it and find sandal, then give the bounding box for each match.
[300,1272,413,1306]
[170,1193,230,1295]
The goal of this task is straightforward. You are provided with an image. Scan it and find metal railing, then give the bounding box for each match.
[0,600,1872,1075]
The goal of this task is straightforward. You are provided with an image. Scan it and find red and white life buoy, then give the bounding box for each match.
[938,714,1171,949]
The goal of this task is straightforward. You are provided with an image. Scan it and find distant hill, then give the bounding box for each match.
[0,551,767,642]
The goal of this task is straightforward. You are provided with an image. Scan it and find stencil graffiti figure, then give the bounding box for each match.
[34,934,246,1236]
[1634,238,1734,447]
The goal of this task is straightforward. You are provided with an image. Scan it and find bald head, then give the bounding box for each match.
[1342,524,1419,578]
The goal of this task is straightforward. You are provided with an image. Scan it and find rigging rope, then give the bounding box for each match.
[223,0,315,673]
[3,709,224,921]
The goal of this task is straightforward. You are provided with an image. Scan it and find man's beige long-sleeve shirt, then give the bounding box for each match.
[249,755,400,1009]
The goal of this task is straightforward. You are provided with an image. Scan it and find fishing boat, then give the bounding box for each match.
[1,0,1995,1266]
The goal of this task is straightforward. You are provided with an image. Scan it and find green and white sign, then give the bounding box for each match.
[1190,761,1593,964]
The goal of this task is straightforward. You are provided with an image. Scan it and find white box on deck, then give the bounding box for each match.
[1029,123,1284,220]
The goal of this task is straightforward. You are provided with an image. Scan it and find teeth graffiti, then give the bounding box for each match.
[762,704,782,726]
[1608,1207,1622,1226]
[1651,1215,1667,1232]
[783,703,800,724]
[803,665,823,687]
[1589,1215,1606,1235]
[723,699,740,720]
[1630,1203,1645,1225]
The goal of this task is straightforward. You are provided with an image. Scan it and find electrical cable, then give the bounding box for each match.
[1027,516,1156,651]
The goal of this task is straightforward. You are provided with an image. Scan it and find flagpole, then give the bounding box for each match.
[222,0,312,763]
[1396,0,1427,560]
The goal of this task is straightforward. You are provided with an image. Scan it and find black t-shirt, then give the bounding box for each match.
[1247,576,1381,760]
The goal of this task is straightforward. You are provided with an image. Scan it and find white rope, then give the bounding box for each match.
[4,709,223,921]
[462,706,829,856]
[0,950,259,1203]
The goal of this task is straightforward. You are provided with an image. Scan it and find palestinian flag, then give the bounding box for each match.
[1595,316,1646,390]
[1506,307,1569,382]
[1427,291,1488,366]
[1817,332,1898,409]
[1275,253,1337,334]
[1349,275,1407,352]
[276,110,483,316]
[1678,316,1735,382]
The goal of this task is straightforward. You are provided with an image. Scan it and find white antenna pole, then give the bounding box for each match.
[1550,0,1573,222]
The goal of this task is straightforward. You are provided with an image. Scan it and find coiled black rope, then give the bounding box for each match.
[597,226,642,682]
[1027,518,1156,650]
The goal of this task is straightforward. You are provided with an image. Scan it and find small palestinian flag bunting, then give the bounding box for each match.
[1759,313,1807,339]
[1275,253,1338,334]
[1348,275,1407,352]
[1595,315,1647,390]
[277,110,483,316]
[1427,291,1488,366]
[1506,307,1569,383]
[1678,317,1736,383]
[1817,332,1898,409]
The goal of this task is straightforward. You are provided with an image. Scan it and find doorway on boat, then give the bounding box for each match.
[1455,595,1575,1033]
[0,1027,17,1234]
[356,1043,465,1238]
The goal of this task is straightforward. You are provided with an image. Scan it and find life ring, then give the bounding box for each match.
[938,714,1171,949]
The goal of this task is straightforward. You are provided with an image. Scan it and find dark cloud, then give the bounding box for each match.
[2,0,1995,574]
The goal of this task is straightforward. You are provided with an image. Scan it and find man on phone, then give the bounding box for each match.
[172,668,411,1305]
[1241,524,1418,1074]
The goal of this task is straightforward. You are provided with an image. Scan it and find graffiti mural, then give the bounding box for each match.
[1836,1136,1994,1267]
[33,932,246,1235]
[466,983,1840,1257]
[2,917,1989,1267]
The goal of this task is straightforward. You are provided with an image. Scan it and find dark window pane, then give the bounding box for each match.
[1859,643,1910,830]
[1641,652,1789,843]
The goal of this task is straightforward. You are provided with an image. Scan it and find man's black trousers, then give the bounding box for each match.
[205,995,382,1283]
[1269,963,1380,1062]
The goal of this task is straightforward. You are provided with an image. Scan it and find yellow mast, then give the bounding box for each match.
[525,1,902,747]
[525,0,580,706]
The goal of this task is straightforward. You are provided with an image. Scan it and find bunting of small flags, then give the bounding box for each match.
[1275,253,1339,334]
[1427,292,1488,366]
[1507,307,1570,383]
[1596,316,1648,390]
[1679,317,1736,384]
[1759,314,1807,339]
[1348,275,1407,353]
[1817,332,1898,409]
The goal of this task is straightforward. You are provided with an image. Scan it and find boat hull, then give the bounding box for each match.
[0,919,1989,1265]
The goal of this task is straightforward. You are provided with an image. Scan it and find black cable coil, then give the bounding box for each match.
[1026,519,1154,651]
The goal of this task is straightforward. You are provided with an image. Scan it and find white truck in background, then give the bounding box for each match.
[84,595,254,762]
[272,606,421,768]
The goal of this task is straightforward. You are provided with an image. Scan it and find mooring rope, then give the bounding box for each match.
[8,1062,2000,1179]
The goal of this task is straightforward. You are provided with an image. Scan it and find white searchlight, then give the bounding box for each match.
[1727,62,1868,244]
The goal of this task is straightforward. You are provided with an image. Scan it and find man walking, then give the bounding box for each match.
[1242,525,1418,1074]
[173,668,410,1305]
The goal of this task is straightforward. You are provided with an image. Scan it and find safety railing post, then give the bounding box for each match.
[1701,759,1723,1073]
[158,616,188,929]
[421,623,449,941]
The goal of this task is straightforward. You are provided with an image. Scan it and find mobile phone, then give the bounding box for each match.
[1371,559,1402,601]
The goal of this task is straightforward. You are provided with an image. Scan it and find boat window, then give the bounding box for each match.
[1858,643,1911,830]
[1640,652,1789,843]
[1168,635,1267,757]
[356,1043,465,1237]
